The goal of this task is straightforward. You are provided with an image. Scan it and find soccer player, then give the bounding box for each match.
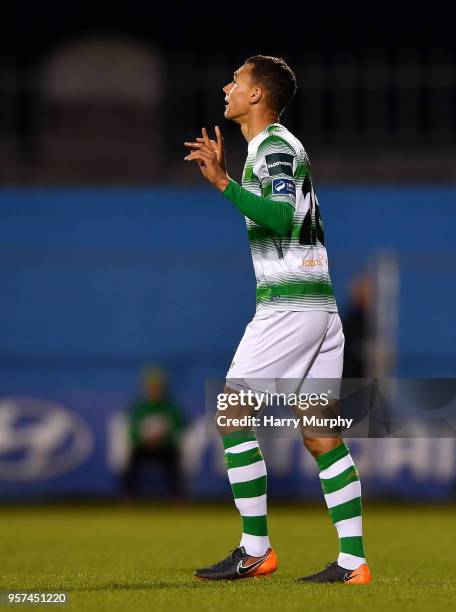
[184,55,371,584]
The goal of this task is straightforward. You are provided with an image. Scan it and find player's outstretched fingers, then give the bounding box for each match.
[202,126,212,147]
[184,141,204,149]
[196,137,217,143]
[195,137,218,153]
[215,125,223,146]
[185,150,212,165]
[185,134,214,157]
[214,125,226,170]
[185,151,206,161]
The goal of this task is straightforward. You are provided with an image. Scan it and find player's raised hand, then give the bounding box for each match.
[190,126,227,173]
[184,127,230,192]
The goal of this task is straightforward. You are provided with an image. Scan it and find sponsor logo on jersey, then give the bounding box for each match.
[272,177,295,197]
[300,256,328,268]
[265,153,294,177]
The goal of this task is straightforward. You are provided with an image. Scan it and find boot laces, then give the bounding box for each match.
[211,547,244,569]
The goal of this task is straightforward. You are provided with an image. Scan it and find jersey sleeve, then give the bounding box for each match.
[222,179,294,237]
[253,135,297,208]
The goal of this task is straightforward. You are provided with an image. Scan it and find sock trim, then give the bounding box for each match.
[223,431,256,450]
[315,442,349,471]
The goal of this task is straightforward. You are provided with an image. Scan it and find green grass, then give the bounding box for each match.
[1,502,455,611]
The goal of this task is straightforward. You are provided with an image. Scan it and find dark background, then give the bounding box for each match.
[2,2,455,183]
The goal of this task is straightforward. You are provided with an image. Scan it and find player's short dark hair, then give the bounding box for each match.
[244,55,297,116]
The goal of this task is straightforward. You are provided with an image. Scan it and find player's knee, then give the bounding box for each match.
[303,436,344,457]
[303,437,322,456]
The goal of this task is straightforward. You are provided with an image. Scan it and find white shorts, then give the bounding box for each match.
[226,310,344,396]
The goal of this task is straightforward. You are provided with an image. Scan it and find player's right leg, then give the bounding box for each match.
[194,310,279,580]
[194,384,277,580]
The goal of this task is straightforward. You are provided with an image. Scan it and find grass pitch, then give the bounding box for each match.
[1,502,455,611]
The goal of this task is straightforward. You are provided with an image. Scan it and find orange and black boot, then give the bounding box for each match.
[194,546,278,580]
[297,560,371,584]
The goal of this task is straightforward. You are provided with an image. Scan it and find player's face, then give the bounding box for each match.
[223,64,254,122]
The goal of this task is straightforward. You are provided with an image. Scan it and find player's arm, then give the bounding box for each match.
[220,133,298,236]
[184,127,293,237]
[220,178,293,237]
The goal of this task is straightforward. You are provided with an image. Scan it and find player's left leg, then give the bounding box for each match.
[298,435,371,584]
[295,312,371,584]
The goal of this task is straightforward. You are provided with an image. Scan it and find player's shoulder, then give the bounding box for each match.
[256,124,305,158]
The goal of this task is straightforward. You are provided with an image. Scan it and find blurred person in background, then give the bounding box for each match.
[121,365,184,499]
[342,275,374,378]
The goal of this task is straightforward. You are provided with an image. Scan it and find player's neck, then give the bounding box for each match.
[240,114,280,143]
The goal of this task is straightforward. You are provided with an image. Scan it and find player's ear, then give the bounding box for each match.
[250,86,263,105]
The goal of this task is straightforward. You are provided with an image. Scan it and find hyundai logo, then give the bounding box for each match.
[0,397,94,481]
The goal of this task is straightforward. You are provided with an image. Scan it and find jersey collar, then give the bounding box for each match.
[247,123,282,154]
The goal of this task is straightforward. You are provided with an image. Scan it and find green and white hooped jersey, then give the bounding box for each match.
[242,123,338,312]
